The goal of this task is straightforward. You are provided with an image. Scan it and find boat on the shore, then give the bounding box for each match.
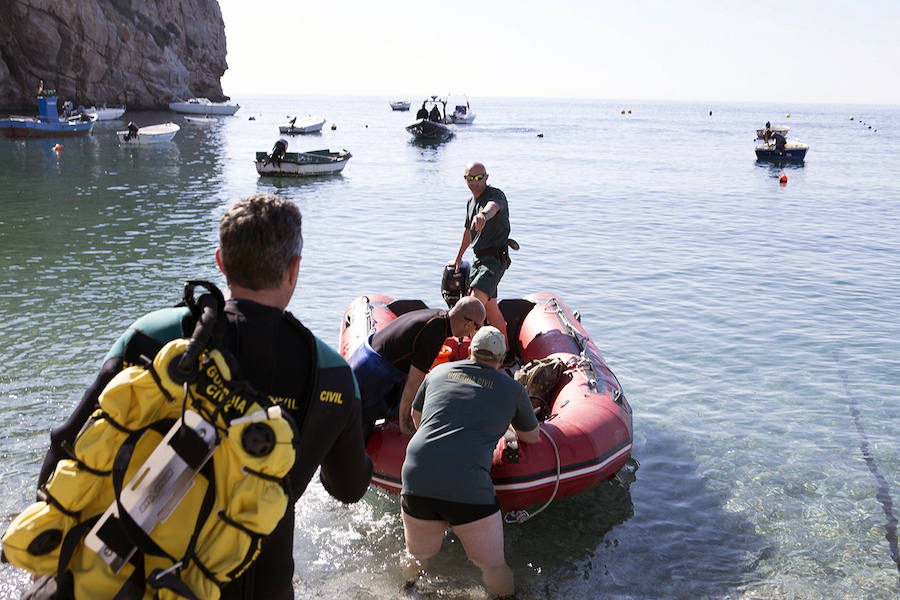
[168,98,240,115]
[338,290,634,512]
[754,124,808,162]
[254,148,351,176]
[279,116,326,134]
[0,94,96,138]
[117,122,180,144]
[390,101,411,111]
[82,104,126,121]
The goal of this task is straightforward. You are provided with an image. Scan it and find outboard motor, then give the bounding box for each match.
[441,261,470,308]
[123,121,139,141]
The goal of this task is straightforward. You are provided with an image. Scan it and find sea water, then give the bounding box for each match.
[1,96,898,599]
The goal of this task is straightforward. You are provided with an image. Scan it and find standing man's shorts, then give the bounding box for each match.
[469,254,506,299]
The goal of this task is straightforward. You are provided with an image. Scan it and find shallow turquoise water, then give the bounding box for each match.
[1,96,898,598]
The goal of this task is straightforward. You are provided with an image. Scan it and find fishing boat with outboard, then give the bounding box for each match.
[117,122,180,144]
[0,93,96,138]
[279,115,326,134]
[406,96,453,141]
[255,146,351,177]
[338,266,634,514]
[755,122,808,162]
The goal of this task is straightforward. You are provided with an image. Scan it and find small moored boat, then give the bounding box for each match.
[390,101,411,111]
[339,288,634,512]
[83,105,126,121]
[279,115,326,134]
[117,122,180,144]
[254,148,352,177]
[183,116,217,124]
[0,94,96,138]
[447,98,476,124]
[754,123,808,162]
[168,98,240,115]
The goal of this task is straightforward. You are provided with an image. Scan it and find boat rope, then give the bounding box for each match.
[504,424,561,524]
[834,350,900,574]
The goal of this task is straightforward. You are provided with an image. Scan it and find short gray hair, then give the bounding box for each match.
[219,193,303,290]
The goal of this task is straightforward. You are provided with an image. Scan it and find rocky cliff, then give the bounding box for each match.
[0,0,228,111]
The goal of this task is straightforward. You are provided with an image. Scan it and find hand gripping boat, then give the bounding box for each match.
[2,282,298,600]
[339,287,634,516]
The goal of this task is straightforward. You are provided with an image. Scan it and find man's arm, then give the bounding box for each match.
[398,365,427,434]
[452,228,471,270]
[318,389,373,502]
[470,201,501,232]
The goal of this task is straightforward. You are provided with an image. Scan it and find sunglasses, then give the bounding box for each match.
[464,174,486,182]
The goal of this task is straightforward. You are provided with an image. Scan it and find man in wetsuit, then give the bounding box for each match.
[451,161,513,353]
[400,326,539,598]
[33,193,372,600]
[349,296,484,437]
[416,102,428,120]
[429,104,443,122]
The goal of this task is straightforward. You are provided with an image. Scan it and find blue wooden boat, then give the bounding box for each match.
[0,95,96,139]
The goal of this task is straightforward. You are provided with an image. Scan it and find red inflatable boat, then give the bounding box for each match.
[339,292,633,512]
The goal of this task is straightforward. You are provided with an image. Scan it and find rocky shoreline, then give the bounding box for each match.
[0,0,228,111]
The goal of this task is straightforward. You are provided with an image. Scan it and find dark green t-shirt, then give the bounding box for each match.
[465,186,510,253]
[401,359,538,504]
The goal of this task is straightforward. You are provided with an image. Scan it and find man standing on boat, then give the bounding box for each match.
[451,161,513,354]
[400,326,539,598]
[348,296,485,437]
[28,193,373,600]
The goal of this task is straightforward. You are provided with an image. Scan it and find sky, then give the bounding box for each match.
[218,0,899,105]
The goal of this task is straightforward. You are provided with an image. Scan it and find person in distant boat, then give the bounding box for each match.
[763,121,772,142]
[416,102,429,120]
[450,162,514,356]
[28,193,372,600]
[289,116,297,127]
[429,104,443,122]
[269,137,289,166]
[772,130,787,154]
[400,326,539,598]
[348,296,484,438]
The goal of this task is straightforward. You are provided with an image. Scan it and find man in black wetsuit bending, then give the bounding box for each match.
[32,193,373,600]
[348,296,485,437]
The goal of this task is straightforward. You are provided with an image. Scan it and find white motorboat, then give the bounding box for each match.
[183,116,217,124]
[83,105,126,121]
[754,123,808,162]
[390,101,411,111]
[117,122,180,144]
[168,98,240,115]
[255,148,351,176]
[447,102,475,124]
[279,116,326,134]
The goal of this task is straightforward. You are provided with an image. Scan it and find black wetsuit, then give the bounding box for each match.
[416,107,428,120]
[36,299,372,600]
[371,308,451,374]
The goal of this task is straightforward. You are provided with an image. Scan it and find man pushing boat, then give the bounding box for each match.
[348,296,485,436]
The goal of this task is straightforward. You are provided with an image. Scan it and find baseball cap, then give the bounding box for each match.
[470,326,506,360]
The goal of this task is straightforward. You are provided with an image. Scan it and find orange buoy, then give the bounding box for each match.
[52,143,62,152]
[779,173,788,184]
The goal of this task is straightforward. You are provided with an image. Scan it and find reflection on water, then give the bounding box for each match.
[2,96,900,599]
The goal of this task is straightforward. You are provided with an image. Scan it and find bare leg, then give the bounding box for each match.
[401,510,448,583]
[469,288,508,351]
[451,511,514,597]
